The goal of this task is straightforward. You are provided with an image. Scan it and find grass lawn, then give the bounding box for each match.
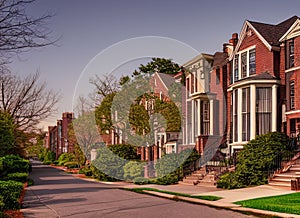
[235,192,300,215]
[123,187,222,201]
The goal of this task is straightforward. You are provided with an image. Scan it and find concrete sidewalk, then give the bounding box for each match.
[117,182,299,218]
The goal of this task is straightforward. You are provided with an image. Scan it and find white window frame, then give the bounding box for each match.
[232,45,256,83]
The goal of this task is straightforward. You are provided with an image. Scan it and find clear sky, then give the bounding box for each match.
[9,0,300,129]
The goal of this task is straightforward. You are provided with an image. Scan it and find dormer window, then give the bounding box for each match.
[232,47,256,82]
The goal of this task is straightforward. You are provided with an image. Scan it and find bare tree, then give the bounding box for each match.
[89,74,120,101]
[0,68,59,129]
[0,0,56,59]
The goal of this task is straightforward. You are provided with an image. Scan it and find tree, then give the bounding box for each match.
[0,70,59,130]
[0,0,56,60]
[133,58,180,77]
[0,112,15,156]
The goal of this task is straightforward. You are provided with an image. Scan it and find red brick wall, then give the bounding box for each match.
[239,30,274,76]
[295,36,300,67]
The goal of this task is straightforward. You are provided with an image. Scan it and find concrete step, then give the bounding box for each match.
[268,181,291,187]
[271,177,293,182]
[184,175,203,180]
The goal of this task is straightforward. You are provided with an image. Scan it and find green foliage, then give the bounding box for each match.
[79,166,92,176]
[0,155,30,176]
[4,172,28,183]
[0,195,4,213]
[133,177,149,185]
[57,152,75,166]
[123,161,146,181]
[133,58,180,77]
[95,92,116,133]
[217,132,289,189]
[91,144,139,181]
[155,99,181,132]
[74,144,86,167]
[0,180,23,210]
[64,161,79,169]
[0,112,15,157]
[129,104,150,135]
[43,150,55,164]
[108,144,139,160]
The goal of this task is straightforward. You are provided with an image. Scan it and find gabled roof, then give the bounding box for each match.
[156,72,176,90]
[249,16,298,46]
[230,16,299,60]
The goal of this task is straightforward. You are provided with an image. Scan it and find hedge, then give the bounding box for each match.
[4,172,28,183]
[0,180,23,210]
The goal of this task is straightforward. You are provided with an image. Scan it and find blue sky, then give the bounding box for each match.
[9,0,300,128]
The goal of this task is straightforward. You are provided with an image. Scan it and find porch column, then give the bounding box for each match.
[250,85,256,140]
[209,99,214,135]
[192,100,195,143]
[237,88,242,142]
[272,84,278,132]
[197,99,201,135]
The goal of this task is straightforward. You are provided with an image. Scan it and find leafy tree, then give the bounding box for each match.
[95,92,116,134]
[133,58,180,77]
[0,112,15,157]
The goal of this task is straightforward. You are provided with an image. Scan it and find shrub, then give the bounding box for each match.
[43,150,55,164]
[0,155,30,176]
[155,173,179,185]
[79,166,92,176]
[64,162,79,169]
[123,161,145,181]
[133,177,149,185]
[90,164,118,182]
[217,132,289,189]
[0,180,23,209]
[4,172,28,183]
[57,153,75,166]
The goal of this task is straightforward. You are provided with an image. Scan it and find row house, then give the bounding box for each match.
[227,16,299,154]
[47,112,74,159]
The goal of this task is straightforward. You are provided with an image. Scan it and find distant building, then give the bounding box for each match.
[47,112,74,159]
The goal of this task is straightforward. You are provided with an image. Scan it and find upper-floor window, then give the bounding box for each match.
[290,81,295,110]
[216,68,220,85]
[232,47,256,82]
[249,49,256,75]
[234,55,239,81]
[286,39,295,69]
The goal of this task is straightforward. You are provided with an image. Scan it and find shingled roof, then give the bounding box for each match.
[157,73,176,89]
[213,52,228,68]
[248,16,299,46]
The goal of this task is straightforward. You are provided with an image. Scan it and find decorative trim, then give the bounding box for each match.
[285,66,300,73]
[227,79,280,91]
[285,110,300,115]
[279,19,300,42]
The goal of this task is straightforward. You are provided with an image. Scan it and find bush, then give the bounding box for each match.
[155,173,179,185]
[43,150,55,164]
[79,166,92,176]
[123,161,145,181]
[0,180,23,210]
[4,172,28,183]
[133,177,149,185]
[57,153,75,166]
[0,155,30,176]
[90,164,118,182]
[217,132,289,189]
[64,161,79,169]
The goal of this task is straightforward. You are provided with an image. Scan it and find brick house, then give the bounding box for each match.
[279,17,300,138]
[47,112,74,159]
[227,16,299,154]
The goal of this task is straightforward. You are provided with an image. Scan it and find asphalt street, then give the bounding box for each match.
[22,161,255,218]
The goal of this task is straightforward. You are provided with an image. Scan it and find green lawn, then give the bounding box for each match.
[235,192,300,215]
[123,187,222,201]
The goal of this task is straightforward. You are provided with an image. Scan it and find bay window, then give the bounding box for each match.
[256,87,272,135]
[242,88,250,141]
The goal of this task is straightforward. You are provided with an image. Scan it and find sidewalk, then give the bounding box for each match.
[116,182,299,217]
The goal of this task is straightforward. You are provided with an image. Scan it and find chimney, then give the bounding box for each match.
[223,43,229,54]
[229,33,238,48]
